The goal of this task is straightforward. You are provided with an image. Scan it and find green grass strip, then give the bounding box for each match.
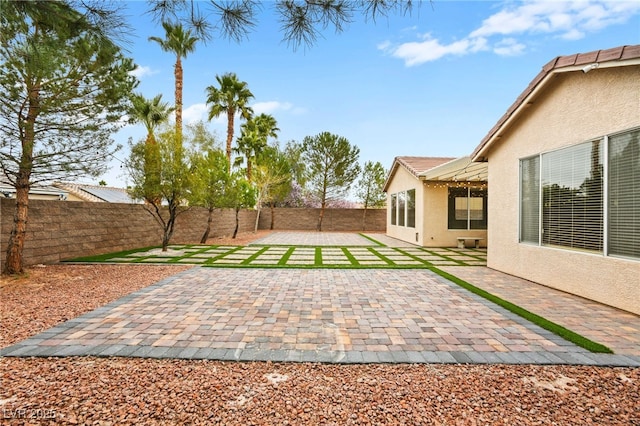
[278,247,296,266]
[358,233,386,246]
[429,266,613,354]
[366,247,395,265]
[315,247,323,265]
[341,247,359,266]
[241,246,270,265]
[203,246,245,265]
[65,246,161,262]
[438,247,488,262]
[392,248,438,266]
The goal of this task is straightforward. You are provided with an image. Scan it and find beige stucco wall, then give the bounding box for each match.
[386,167,487,247]
[483,65,640,314]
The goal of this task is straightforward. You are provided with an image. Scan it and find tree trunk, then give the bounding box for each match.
[270,202,275,230]
[3,182,29,275]
[317,201,326,232]
[174,56,183,143]
[225,108,235,169]
[200,206,214,243]
[3,81,39,275]
[232,207,240,238]
[162,203,178,251]
[254,204,261,233]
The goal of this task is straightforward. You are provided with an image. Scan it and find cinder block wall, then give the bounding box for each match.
[0,199,256,268]
[1,200,386,268]
[258,207,386,231]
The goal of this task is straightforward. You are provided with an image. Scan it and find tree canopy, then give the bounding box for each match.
[146,0,418,50]
[0,0,137,274]
[302,131,360,230]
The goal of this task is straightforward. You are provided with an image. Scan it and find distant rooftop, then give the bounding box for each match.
[53,182,141,204]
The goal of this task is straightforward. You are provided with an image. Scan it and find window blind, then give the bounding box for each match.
[541,140,603,252]
[608,129,640,258]
[520,156,540,243]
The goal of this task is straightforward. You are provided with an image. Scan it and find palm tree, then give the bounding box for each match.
[205,73,254,167]
[129,93,174,145]
[149,21,198,142]
[234,113,280,181]
[128,93,174,203]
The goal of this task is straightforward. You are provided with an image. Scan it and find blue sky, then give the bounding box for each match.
[100,0,640,188]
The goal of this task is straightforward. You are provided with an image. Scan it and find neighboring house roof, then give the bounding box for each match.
[472,44,640,162]
[383,156,456,192]
[0,178,69,200]
[53,182,141,204]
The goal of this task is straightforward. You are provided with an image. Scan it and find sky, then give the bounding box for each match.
[97,0,640,188]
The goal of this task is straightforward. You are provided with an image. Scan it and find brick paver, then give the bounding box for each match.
[440,266,640,356]
[3,267,638,366]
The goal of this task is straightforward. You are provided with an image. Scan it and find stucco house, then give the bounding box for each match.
[471,45,640,315]
[384,156,488,247]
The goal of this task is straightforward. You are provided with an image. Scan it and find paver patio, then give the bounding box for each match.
[3,266,638,366]
[4,232,638,366]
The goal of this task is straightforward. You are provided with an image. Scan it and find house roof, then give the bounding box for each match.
[471,44,640,162]
[383,156,457,192]
[0,178,69,199]
[53,182,140,204]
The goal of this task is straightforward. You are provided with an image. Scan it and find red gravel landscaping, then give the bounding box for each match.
[1,259,638,424]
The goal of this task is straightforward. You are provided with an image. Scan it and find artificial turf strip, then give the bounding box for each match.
[429,266,613,354]
[64,246,161,262]
[241,246,270,265]
[315,247,323,265]
[277,247,296,266]
[341,247,360,266]
[358,233,386,246]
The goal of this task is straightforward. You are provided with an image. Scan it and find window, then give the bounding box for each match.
[390,194,397,226]
[390,189,416,228]
[519,127,639,260]
[407,189,416,227]
[448,187,487,230]
[608,129,640,258]
[542,139,603,251]
[397,191,406,226]
[520,156,540,244]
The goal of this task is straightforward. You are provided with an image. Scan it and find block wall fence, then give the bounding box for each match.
[0,199,386,268]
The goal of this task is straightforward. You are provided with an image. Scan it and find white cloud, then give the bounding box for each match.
[252,100,306,116]
[381,34,488,66]
[129,65,157,79]
[182,103,209,124]
[382,0,640,66]
[470,0,640,40]
[493,38,527,56]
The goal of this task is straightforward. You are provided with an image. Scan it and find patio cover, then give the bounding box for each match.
[419,156,487,182]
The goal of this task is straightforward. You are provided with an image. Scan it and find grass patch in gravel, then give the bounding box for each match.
[429,266,613,354]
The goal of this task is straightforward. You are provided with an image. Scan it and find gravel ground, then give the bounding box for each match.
[1,231,639,425]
